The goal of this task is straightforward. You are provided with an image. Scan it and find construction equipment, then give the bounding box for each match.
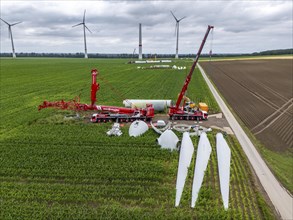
[169,25,214,121]
[39,69,155,123]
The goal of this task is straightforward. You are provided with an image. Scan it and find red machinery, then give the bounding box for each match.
[39,69,155,123]
[169,25,214,121]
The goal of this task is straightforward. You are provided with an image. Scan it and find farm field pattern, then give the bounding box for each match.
[201,59,293,192]
[0,58,273,219]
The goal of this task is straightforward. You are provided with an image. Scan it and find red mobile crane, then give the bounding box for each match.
[169,25,214,121]
[39,69,155,123]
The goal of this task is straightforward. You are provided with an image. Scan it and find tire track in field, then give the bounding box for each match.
[251,98,293,132]
[255,81,289,103]
[254,102,293,135]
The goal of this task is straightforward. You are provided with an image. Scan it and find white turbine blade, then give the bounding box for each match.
[129,120,148,137]
[175,165,188,207]
[72,23,83,28]
[0,18,9,25]
[170,11,178,22]
[11,21,22,26]
[175,132,194,206]
[157,129,179,150]
[216,133,231,210]
[83,10,86,23]
[191,132,212,208]
[85,25,92,33]
[178,16,187,22]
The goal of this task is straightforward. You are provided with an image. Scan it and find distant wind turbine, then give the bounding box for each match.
[170,11,186,59]
[0,18,22,58]
[72,10,92,59]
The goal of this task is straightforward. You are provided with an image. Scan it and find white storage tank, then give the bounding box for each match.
[123,99,173,111]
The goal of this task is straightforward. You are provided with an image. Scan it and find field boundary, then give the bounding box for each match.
[198,63,293,220]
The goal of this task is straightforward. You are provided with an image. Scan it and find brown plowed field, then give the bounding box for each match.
[201,59,292,152]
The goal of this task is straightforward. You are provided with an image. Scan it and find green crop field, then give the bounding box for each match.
[0,58,274,219]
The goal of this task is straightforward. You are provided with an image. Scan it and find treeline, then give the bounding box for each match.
[252,48,292,56]
[0,48,291,58]
[0,52,227,58]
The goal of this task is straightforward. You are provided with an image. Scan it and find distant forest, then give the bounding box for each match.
[0,48,292,58]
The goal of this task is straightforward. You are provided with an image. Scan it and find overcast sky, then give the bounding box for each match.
[0,0,292,54]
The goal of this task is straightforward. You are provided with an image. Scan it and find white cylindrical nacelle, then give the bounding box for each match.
[123,99,173,111]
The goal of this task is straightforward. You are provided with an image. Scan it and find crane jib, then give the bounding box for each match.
[175,25,214,110]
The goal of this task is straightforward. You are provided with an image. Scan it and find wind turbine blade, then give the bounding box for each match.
[72,23,83,28]
[11,21,22,26]
[216,133,231,210]
[170,11,178,22]
[0,18,10,25]
[84,25,92,33]
[191,132,212,208]
[175,132,194,206]
[179,16,187,22]
[83,10,86,23]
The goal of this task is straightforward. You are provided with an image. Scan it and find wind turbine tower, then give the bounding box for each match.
[0,18,22,58]
[138,23,142,60]
[170,11,186,59]
[72,10,92,59]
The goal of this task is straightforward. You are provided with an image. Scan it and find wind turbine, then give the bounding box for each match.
[0,18,22,58]
[170,11,186,59]
[72,10,92,59]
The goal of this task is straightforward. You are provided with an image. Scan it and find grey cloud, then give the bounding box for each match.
[0,0,292,54]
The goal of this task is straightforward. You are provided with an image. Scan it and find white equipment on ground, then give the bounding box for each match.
[106,123,123,136]
[157,129,179,151]
[150,121,171,135]
[156,120,166,127]
[190,125,212,136]
[129,120,148,137]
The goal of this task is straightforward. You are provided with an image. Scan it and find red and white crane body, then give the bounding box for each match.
[169,25,214,121]
[38,69,154,123]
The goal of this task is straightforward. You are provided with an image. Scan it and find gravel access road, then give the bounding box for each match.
[198,63,293,220]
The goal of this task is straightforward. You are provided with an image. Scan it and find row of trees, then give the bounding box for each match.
[0,49,291,58]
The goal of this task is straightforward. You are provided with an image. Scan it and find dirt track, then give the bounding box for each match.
[198,63,293,220]
[200,59,292,152]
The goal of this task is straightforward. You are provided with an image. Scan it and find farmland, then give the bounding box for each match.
[0,58,274,219]
[201,59,293,193]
